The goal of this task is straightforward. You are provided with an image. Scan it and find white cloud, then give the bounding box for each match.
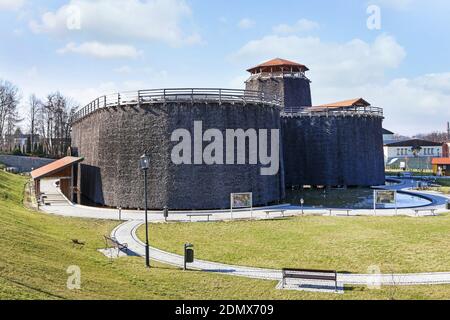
[114,65,133,74]
[238,18,255,29]
[370,74,450,135]
[66,82,118,105]
[232,34,406,86]
[303,75,450,135]
[230,32,450,135]
[25,66,39,79]
[272,19,319,34]
[29,0,202,47]
[228,75,247,89]
[0,0,25,11]
[57,42,142,59]
[374,0,415,10]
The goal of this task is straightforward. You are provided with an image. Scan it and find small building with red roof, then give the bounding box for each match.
[432,158,450,176]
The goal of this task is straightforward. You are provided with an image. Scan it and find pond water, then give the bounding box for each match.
[285,187,431,209]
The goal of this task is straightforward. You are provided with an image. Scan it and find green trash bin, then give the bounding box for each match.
[184,243,194,270]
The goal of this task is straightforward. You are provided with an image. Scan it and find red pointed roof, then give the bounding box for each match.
[247,58,309,74]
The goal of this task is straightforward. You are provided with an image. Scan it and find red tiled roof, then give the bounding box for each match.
[306,98,371,112]
[31,156,84,180]
[247,58,309,73]
[318,98,371,108]
[432,158,450,165]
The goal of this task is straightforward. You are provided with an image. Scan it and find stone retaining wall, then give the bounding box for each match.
[0,155,54,173]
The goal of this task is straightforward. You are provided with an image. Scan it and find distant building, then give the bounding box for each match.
[384,139,443,170]
[432,158,450,176]
[442,142,450,158]
[382,128,395,144]
[2,131,40,153]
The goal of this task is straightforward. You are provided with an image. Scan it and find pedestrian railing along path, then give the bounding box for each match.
[71,88,282,123]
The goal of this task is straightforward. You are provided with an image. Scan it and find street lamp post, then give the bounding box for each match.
[140,154,151,268]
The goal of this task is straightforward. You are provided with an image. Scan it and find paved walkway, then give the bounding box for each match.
[112,219,450,286]
[38,178,450,287]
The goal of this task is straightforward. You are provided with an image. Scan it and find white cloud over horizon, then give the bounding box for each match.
[231,32,450,135]
[237,18,255,30]
[57,42,142,59]
[232,34,406,86]
[29,0,202,47]
[272,19,319,34]
[0,0,25,11]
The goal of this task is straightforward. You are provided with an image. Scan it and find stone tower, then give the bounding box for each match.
[245,58,312,112]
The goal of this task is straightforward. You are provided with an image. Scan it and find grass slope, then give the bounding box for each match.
[1,170,450,300]
[138,214,450,274]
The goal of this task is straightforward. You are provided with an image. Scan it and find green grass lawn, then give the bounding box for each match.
[436,179,450,190]
[423,179,450,194]
[138,215,450,275]
[1,170,450,300]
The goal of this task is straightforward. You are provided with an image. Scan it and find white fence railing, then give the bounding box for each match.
[71,88,282,123]
[282,106,384,118]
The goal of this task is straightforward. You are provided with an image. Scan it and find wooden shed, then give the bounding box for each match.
[31,156,84,203]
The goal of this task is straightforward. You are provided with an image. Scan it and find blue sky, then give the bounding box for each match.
[1,0,450,135]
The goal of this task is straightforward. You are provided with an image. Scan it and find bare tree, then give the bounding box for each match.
[39,92,78,157]
[28,94,41,153]
[0,80,21,150]
[414,131,448,143]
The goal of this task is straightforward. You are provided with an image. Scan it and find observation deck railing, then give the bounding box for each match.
[71,88,282,123]
[282,105,384,118]
[246,71,309,81]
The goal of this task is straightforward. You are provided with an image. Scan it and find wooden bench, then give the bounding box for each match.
[186,214,213,222]
[282,268,338,292]
[104,236,128,256]
[264,210,287,219]
[413,208,437,216]
[328,209,353,216]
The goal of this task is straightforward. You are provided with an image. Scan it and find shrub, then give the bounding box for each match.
[12,148,23,156]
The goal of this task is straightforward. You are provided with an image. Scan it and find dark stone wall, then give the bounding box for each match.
[246,77,312,110]
[0,155,54,173]
[281,115,385,187]
[71,102,285,210]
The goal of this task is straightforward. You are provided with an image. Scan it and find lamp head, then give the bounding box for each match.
[140,154,150,171]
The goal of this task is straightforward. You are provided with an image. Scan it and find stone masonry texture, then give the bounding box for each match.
[71,102,285,210]
[281,114,386,187]
[246,77,312,110]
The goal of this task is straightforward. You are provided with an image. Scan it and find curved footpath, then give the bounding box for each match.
[39,179,450,286]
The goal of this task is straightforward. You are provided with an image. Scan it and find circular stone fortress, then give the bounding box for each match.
[71,58,385,210]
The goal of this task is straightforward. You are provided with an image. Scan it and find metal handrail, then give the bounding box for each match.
[282,106,384,118]
[71,88,282,123]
